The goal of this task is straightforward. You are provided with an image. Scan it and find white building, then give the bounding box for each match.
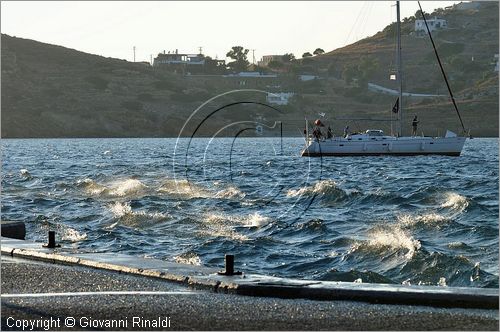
[258,55,284,67]
[415,17,447,33]
[266,92,294,105]
[299,75,318,81]
[153,51,205,66]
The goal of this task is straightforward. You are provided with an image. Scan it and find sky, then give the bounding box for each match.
[1,1,460,63]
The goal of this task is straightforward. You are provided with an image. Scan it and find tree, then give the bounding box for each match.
[203,56,226,74]
[282,53,296,62]
[302,52,313,58]
[358,56,379,82]
[313,48,325,56]
[341,56,379,86]
[226,46,250,72]
[342,64,360,84]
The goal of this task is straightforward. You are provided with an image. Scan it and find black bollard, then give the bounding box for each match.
[225,254,234,275]
[43,231,60,248]
[218,254,242,276]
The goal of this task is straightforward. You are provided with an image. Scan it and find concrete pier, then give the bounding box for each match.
[1,236,499,330]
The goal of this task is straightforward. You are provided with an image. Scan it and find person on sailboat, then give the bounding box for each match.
[313,119,325,141]
[343,125,350,138]
[312,127,322,141]
[412,115,419,136]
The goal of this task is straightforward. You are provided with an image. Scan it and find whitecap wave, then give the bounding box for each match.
[366,228,421,259]
[351,227,421,260]
[109,201,133,217]
[441,192,469,212]
[77,178,107,195]
[108,179,147,197]
[242,212,271,227]
[157,179,210,199]
[447,241,467,249]
[215,186,246,199]
[61,228,87,242]
[204,211,271,228]
[287,180,345,198]
[437,277,447,287]
[197,211,272,241]
[174,252,202,266]
[108,201,169,228]
[78,178,147,197]
[397,213,448,227]
[20,169,31,177]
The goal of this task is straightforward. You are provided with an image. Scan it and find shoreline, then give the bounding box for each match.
[2,236,498,309]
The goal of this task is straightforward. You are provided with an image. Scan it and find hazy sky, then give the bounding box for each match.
[2,1,459,63]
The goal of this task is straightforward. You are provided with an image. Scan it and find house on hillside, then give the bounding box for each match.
[414,17,447,34]
[223,72,277,78]
[153,50,206,66]
[266,92,294,105]
[258,55,284,67]
[153,50,225,74]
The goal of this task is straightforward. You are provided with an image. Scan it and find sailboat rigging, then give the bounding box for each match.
[301,1,468,157]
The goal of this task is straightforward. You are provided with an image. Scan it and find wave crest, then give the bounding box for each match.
[158,179,210,199]
[397,213,449,228]
[20,169,32,178]
[287,180,345,199]
[61,228,87,242]
[174,252,202,266]
[78,178,147,197]
[205,212,271,228]
[108,201,169,228]
[215,186,246,199]
[441,192,469,212]
[351,227,421,260]
[108,179,147,197]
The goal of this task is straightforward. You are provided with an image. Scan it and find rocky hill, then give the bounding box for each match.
[1,1,498,138]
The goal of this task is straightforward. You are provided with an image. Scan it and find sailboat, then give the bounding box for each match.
[301,1,468,157]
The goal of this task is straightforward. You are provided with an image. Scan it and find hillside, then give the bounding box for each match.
[309,1,499,136]
[1,1,498,138]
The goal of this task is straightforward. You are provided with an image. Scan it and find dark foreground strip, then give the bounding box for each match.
[233,283,498,309]
[302,152,461,157]
[1,237,497,309]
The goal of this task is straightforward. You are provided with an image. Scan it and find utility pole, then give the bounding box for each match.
[133,46,136,62]
[251,49,256,65]
[198,46,203,55]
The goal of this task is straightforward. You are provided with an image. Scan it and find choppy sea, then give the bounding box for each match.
[1,137,498,288]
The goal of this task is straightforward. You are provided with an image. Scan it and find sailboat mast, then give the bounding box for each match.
[396,1,403,136]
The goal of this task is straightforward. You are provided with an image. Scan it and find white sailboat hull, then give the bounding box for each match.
[301,135,466,157]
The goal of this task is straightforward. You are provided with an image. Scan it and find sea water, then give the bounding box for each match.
[1,137,498,287]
